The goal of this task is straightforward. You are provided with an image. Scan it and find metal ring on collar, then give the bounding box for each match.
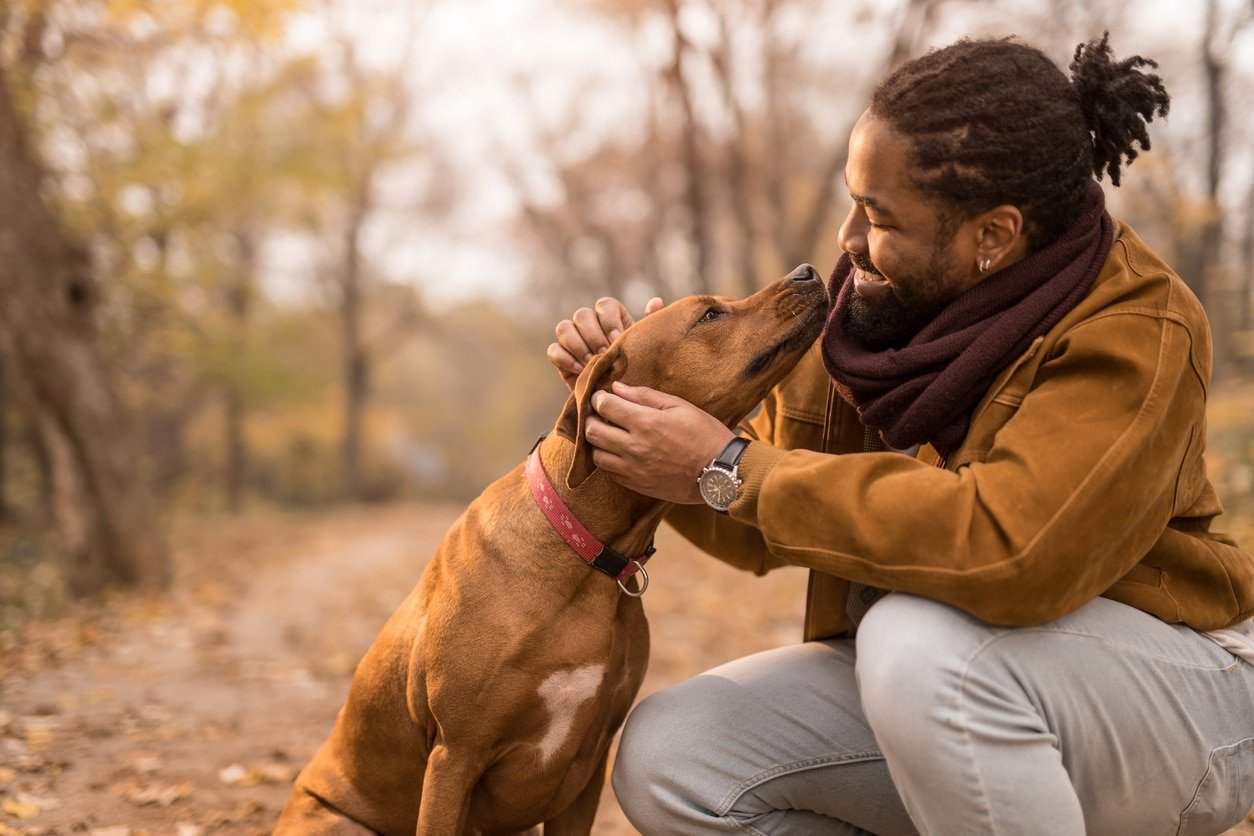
[617,562,649,597]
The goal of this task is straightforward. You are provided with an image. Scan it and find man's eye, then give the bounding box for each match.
[698,307,724,323]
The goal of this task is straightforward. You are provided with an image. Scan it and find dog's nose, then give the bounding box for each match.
[787,263,821,283]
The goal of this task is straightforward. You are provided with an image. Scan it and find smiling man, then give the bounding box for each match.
[548,35,1254,835]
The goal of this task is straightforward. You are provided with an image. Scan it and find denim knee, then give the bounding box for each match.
[611,685,702,827]
[853,594,979,748]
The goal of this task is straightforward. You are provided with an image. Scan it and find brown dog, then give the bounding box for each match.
[274,265,829,835]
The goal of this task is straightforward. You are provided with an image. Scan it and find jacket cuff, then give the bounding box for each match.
[729,441,787,525]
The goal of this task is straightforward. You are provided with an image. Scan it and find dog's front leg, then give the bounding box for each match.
[415,743,478,836]
[540,749,608,836]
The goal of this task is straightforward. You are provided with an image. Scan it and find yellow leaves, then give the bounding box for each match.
[1,792,59,820]
[23,722,54,751]
[0,798,39,820]
[216,761,293,787]
[118,780,194,806]
[103,0,305,41]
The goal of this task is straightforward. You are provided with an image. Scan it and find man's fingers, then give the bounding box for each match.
[546,342,583,389]
[583,415,633,455]
[608,382,687,410]
[555,316,595,363]
[589,449,647,493]
[569,307,611,360]
[588,390,658,432]
[644,297,665,316]
[595,297,633,342]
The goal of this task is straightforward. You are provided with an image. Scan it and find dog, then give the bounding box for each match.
[273,264,829,835]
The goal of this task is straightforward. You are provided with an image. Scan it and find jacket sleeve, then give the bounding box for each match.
[728,311,1207,626]
[663,375,788,575]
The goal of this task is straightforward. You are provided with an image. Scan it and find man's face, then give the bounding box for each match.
[837,111,983,350]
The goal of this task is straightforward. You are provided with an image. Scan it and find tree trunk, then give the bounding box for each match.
[341,200,370,502]
[0,66,166,593]
[711,5,757,296]
[0,357,7,523]
[224,232,255,514]
[1181,0,1227,373]
[664,0,712,295]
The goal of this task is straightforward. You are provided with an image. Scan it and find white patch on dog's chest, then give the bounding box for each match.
[535,664,605,764]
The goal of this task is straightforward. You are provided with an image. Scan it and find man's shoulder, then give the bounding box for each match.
[1087,218,1207,329]
[1054,218,1212,379]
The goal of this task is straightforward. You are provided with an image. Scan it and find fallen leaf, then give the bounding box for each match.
[255,762,295,784]
[89,828,132,836]
[123,781,192,807]
[11,793,58,812]
[175,825,204,836]
[217,764,261,787]
[24,724,54,751]
[130,754,163,775]
[1,797,40,819]
[0,767,15,784]
[236,799,267,817]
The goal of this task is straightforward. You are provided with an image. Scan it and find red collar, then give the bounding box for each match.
[526,445,653,596]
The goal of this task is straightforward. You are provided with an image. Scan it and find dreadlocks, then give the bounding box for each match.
[869,33,1170,252]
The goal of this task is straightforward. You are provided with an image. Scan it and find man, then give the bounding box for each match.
[548,35,1254,834]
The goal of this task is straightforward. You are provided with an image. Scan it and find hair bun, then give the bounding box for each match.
[1070,32,1171,186]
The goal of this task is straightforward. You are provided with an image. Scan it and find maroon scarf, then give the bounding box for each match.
[821,182,1113,458]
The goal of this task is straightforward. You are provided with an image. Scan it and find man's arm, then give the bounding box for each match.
[729,312,1204,626]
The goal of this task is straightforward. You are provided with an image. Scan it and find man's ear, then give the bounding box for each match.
[554,345,627,489]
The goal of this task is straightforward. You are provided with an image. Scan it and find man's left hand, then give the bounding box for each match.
[586,381,734,504]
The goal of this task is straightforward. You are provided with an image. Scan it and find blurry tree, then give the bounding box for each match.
[0,60,166,593]
[271,4,433,501]
[0,361,7,521]
[0,0,308,591]
[511,0,950,311]
[31,0,306,517]
[1172,0,1252,371]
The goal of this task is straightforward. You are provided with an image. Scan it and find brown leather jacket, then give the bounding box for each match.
[668,219,1254,641]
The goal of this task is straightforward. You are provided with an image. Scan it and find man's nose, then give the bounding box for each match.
[836,203,867,254]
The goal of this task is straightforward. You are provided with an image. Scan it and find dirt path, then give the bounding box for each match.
[0,504,809,835]
[1,504,1251,835]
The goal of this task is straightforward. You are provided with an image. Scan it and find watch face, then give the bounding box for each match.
[699,468,739,509]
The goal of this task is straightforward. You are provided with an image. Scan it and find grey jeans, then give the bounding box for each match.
[612,594,1254,835]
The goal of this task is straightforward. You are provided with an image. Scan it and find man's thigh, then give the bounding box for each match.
[613,639,918,835]
[856,594,1254,835]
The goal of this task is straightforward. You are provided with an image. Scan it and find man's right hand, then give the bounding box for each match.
[547,295,664,391]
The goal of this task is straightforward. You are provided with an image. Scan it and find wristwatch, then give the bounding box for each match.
[697,437,751,514]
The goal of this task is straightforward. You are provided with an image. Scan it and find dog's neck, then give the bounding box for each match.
[537,433,672,564]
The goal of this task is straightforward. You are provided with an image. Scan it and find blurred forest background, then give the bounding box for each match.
[3,0,1254,832]
[1,0,1254,625]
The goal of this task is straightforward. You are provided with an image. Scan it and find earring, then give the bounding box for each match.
[978,257,993,273]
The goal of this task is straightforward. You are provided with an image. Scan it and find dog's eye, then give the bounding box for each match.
[697,307,724,324]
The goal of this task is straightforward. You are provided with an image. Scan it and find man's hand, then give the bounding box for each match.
[586,381,734,504]
[548,296,664,390]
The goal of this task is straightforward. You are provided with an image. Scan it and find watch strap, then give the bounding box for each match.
[713,437,750,470]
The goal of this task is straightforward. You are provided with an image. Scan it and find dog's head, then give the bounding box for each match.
[555,263,830,488]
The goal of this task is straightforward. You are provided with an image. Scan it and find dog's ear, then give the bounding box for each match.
[554,345,627,489]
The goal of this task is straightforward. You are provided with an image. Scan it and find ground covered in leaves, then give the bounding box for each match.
[2,494,1253,835]
[0,503,813,835]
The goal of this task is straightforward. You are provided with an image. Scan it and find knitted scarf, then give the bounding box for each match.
[820,182,1113,459]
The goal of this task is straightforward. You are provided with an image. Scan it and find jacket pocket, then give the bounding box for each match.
[776,409,825,452]
[1176,737,1254,835]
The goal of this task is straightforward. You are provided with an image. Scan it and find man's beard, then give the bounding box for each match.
[844,255,953,351]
